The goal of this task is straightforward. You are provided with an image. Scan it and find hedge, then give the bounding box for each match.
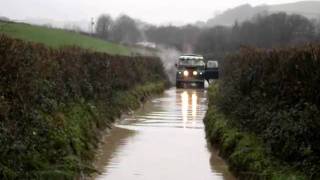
[0,35,168,179]
[213,45,320,178]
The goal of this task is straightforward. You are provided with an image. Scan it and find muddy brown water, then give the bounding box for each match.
[93,88,235,180]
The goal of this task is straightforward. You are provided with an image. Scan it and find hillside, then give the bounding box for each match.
[0,21,133,55]
[207,1,320,26]
[269,1,320,18]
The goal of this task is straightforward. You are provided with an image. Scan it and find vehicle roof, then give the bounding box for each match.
[179,54,204,60]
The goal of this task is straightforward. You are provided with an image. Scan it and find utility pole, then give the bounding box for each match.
[91,17,95,36]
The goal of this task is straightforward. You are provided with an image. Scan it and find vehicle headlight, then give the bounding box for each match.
[183,70,189,77]
[193,71,198,76]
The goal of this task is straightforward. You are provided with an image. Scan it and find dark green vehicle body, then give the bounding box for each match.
[176,55,206,88]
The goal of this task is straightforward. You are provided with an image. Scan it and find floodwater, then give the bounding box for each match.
[93,88,235,180]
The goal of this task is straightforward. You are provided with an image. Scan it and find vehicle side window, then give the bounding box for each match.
[207,61,218,68]
[195,61,205,66]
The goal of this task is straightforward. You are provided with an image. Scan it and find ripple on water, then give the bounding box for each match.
[93,88,235,180]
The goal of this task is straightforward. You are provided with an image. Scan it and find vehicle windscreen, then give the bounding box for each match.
[179,59,205,67]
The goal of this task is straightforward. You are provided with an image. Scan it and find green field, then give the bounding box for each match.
[0,21,133,55]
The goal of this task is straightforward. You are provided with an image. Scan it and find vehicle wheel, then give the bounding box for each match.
[176,81,182,88]
[198,82,205,89]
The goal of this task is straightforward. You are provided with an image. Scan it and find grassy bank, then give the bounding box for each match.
[0,21,132,55]
[0,35,168,179]
[204,85,306,179]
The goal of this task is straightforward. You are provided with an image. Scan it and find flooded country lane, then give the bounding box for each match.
[93,88,235,180]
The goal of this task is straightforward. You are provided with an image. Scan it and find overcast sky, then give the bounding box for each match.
[0,0,314,25]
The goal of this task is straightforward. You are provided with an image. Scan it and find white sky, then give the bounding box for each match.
[0,0,315,25]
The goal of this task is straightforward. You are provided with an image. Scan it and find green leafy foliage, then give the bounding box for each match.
[0,35,168,179]
[213,45,320,178]
[205,85,306,180]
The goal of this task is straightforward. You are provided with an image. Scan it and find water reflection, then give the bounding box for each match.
[181,91,189,128]
[93,127,137,176]
[181,90,199,128]
[192,92,198,127]
[93,88,235,180]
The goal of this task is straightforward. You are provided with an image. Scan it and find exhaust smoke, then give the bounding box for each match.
[156,45,181,84]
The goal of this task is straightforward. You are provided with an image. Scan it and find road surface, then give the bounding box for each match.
[93,88,235,180]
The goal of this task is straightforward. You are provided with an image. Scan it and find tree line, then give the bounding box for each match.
[95,13,320,58]
[196,13,320,59]
[95,14,141,44]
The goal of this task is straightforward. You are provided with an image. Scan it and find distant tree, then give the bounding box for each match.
[195,26,232,59]
[250,13,315,46]
[110,15,141,44]
[286,14,315,44]
[195,13,318,56]
[145,24,201,52]
[145,25,181,49]
[317,19,320,40]
[95,14,113,40]
[180,25,201,52]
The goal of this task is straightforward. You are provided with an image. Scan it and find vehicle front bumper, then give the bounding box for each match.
[176,79,204,83]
